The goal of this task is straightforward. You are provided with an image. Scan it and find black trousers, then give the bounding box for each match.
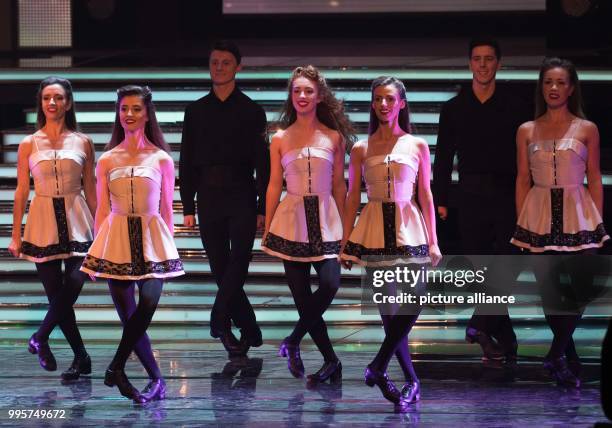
[459,188,517,346]
[198,198,259,339]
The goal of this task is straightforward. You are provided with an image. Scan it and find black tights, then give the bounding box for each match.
[108,278,163,380]
[533,251,594,361]
[35,257,87,358]
[379,314,419,382]
[370,311,421,377]
[283,259,340,362]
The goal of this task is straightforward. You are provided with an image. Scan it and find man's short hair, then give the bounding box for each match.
[210,40,242,65]
[468,37,501,60]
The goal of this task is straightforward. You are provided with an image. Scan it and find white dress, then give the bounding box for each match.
[341,139,430,266]
[81,162,184,280]
[21,134,94,263]
[511,119,609,252]
[261,146,342,262]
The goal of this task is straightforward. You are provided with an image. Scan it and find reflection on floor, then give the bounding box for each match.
[0,341,606,426]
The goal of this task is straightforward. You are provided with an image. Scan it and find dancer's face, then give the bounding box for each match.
[469,45,500,86]
[209,50,241,86]
[542,67,574,110]
[372,84,405,124]
[119,95,148,132]
[41,84,71,122]
[291,76,320,115]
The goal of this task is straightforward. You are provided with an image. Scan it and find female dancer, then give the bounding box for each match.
[341,77,441,405]
[9,77,95,380]
[262,65,354,382]
[511,57,608,387]
[81,85,184,403]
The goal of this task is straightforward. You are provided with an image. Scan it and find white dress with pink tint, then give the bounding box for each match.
[21,134,94,262]
[261,146,342,262]
[81,163,184,280]
[511,119,609,252]
[341,139,430,266]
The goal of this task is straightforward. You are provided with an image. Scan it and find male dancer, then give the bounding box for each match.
[179,40,269,357]
[433,38,530,363]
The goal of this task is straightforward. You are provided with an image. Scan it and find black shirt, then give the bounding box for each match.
[433,85,531,206]
[179,87,270,216]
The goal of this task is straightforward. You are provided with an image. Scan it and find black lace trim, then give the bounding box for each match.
[263,232,340,258]
[128,216,146,276]
[343,240,429,258]
[81,254,184,276]
[513,223,608,248]
[52,197,70,250]
[382,202,397,249]
[21,240,92,258]
[551,188,563,238]
[304,195,323,253]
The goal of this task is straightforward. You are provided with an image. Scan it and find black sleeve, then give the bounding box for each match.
[179,104,197,215]
[253,105,270,215]
[432,101,457,207]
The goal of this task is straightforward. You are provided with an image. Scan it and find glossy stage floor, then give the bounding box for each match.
[0,331,608,427]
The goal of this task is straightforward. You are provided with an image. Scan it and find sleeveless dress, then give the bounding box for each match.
[342,140,430,266]
[511,119,609,252]
[81,163,185,280]
[261,146,342,262]
[20,134,94,263]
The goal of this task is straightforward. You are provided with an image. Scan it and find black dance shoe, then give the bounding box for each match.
[218,331,248,358]
[240,328,263,348]
[28,333,57,371]
[465,328,504,361]
[141,378,166,402]
[400,381,421,404]
[543,356,581,388]
[61,354,91,381]
[307,360,342,384]
[364,365,401,404]
[278,338,304,378]
[104,368,145,402]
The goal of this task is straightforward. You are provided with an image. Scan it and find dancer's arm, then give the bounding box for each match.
[341,142,365,268]
[159,152,176,237]
[82,135,97,216]
[93,155,111,237]
[263,133,283,240]
[332,132,347,220]
[515,122,533,218]
[584,120,603,216]
[8,137,33,257]
[416,138,442,267]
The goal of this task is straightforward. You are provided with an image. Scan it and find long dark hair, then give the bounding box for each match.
[106,85,169,152]
[277,65,355,146]
[535,57,586,119]
[36,76,77,131]
[369,76,413,135]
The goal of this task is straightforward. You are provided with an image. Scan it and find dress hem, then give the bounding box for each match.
[510,235,609,253]
[261,246,339,262]
[80,267,185,281]
[20,252,88,263]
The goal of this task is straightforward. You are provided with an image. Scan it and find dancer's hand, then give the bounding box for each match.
[429,243,442,267]
[8,236,21,258]
[183,215,196,227]
[437,206,448,221]
[341,258,353,270]
[88,273,97,282]
[339,240,352,269]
